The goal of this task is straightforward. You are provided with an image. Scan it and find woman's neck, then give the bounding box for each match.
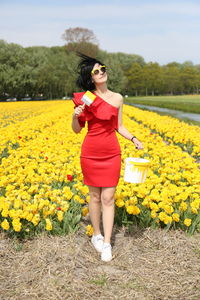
[94,83,108,94]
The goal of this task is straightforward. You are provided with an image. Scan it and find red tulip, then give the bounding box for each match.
[67,174,73,181]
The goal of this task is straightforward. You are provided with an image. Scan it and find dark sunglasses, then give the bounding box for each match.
[91,65,107,76]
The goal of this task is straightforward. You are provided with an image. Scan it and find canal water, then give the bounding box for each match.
[128,103,200,123]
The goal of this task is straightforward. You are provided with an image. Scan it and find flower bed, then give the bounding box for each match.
[0,100,199,237]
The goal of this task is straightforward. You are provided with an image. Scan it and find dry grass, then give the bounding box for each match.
[0,224,200,300]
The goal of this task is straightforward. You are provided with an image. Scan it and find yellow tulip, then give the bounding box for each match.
[82,207,89,217]
[115,199,125,208]
[45,218,52,231]
[57,211,64,222]
[172,213,180,222]
[1,219,10,230]
[85,224,94,236]
[184,218,192,227]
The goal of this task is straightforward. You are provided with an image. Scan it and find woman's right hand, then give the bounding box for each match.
[73,103,85,117]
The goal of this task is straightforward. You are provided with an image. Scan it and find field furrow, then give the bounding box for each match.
[123,104,200,160]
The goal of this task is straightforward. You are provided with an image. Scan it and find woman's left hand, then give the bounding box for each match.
[133,138,143,150]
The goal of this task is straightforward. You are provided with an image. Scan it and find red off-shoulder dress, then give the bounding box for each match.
[72,92,121,187]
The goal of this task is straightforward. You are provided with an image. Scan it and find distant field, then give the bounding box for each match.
[125,95,200,114]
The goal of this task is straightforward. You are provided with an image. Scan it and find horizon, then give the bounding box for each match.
[1,39,199,67]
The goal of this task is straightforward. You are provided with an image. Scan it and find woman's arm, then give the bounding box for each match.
[117,95,143,149]
[71,103,85,133]
[72,114,82,133]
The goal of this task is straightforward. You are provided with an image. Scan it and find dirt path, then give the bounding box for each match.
[0,225,200,300]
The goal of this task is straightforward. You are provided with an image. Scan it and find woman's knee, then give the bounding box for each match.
[101,195,114,206]
[90,192,101,203]
[88,186,101,203]
[101,187,115,206]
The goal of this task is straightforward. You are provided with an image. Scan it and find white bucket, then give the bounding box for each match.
[124,157,150,183]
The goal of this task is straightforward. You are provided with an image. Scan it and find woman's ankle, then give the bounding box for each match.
[93,230,102,236]
[103,238,111,244]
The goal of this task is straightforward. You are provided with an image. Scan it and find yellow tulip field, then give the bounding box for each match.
[0,100,199,237]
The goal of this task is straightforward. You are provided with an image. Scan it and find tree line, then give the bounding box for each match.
[0,34,200,100]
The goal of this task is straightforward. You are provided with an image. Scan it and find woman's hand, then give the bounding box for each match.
[73,103,85,117]
[72,104,85,133]
[132,138,143,150]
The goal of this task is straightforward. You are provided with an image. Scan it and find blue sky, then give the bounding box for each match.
[1,0,200,65]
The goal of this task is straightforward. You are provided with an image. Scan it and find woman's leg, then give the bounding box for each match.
[101,186,116,244]
[88,185,102,235]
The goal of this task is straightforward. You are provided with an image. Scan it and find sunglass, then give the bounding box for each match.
[91,65,107,76]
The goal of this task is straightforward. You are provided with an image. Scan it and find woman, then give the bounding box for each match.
[72,53,143,262]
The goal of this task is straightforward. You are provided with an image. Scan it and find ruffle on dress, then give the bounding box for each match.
[72,92,118,125]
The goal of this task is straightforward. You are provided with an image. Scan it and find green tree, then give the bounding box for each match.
[24,46,50,98]
[180,63,200,94]
[143,62,164,96]
[163,63,182,95]
[109,52,145,71]
[126,62,144,96]
[99,52,127,93]
[0,40,29,98]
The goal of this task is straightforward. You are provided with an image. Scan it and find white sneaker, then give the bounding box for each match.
[101,243,112,262]
[91,234,104,253]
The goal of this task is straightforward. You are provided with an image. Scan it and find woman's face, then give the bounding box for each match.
[91,63,108,85]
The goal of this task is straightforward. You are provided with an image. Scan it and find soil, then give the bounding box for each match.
[0,224,200,300]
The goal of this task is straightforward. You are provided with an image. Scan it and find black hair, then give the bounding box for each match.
[76,52,104,91]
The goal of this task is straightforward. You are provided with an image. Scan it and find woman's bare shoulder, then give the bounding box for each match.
[113,92,123,102]
[109,90,123,99]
